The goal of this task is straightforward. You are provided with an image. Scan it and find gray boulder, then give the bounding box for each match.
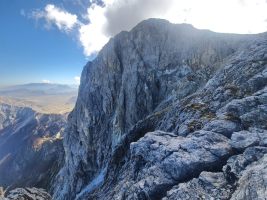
[230,128,267,151]
[163,172,232,200]
[164,147,267,200]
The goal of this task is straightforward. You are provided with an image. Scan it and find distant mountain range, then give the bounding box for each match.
[0,83,78,114]
[0,83,78,97]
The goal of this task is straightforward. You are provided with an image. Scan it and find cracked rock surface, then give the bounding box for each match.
[164,147,267,200]
[52,19,267,199]
[1,187,51,200]
[99,130,231,200]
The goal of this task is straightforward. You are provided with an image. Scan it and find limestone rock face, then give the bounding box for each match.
[164,147,267,200]
[0,103,66,192]
[3,188,51,200]
[99,130,231,200]
[53,19,267,199]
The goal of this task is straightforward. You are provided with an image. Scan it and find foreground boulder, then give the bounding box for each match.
[99,130,231,199]
[164,146,267,200]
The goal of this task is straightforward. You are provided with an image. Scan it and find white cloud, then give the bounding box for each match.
[167,0,267,34]
[79,4,109,56]
[78,0,267,56]
[42,79,51,84]
[30,0,267,56]
[78,0,174,56]
[102,0,175,36]
[32,4,78,32]
[74,76,81,85]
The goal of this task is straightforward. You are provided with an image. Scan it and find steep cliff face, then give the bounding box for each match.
[0,103,66,192]
[53,19,267,199]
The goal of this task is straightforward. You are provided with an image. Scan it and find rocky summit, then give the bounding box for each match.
[49,19,267,200]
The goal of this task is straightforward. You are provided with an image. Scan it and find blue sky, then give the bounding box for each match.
[1,0,267,87]
[0,0,88,86]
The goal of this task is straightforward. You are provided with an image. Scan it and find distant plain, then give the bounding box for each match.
[0,83,78,114]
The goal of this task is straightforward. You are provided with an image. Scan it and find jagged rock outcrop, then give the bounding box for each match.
[96,130,231,199]
[53,19,267,199]
[1,187,51,200]
[163,146,267,200]
[0,103,66,193]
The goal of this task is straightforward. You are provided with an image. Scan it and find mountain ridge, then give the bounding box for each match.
[52,19,267,199]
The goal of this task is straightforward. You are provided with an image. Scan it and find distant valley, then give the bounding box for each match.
[0,103,66,194]
[0,83,72,195]
[0,83,78,114]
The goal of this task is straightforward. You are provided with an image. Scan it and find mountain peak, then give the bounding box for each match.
[52,18,267,200]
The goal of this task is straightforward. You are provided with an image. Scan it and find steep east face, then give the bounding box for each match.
[0,103,66,192]
[53,19,267,199]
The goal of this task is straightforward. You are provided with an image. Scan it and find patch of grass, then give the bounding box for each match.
[188,120,203,132]
[224,113,240,122]
[224,84,240,96]
[201,111,216,120]
[186,102,207,110]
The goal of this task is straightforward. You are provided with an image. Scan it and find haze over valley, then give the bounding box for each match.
[0,83,78,114]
